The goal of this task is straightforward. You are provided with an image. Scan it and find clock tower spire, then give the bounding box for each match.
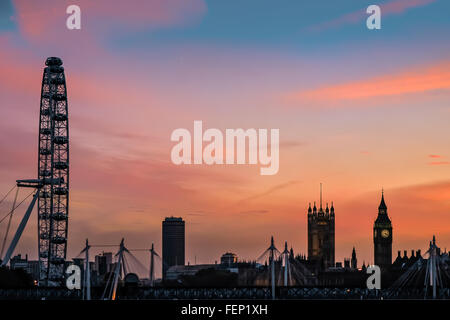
[373,190,393,270]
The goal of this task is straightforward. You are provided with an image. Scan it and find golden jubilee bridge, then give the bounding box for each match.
[0,236,449,300]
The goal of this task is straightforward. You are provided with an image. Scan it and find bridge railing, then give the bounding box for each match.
[1,287,449,300]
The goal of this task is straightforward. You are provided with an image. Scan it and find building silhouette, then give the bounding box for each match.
[162,217,185,279]
[392,249,422,270]
[351,247,357,269]
[344,259,350,269]
[9,254,40,281]
[220,252,238,266]
[373,190,393,269]
[94,252,113,276]
[307,185,335,269]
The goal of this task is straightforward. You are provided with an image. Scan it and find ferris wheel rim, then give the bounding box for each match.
[37,57,70,284]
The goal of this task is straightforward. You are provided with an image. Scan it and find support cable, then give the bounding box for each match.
[0,188,19,258]
[0,186,16,206]
[0,190,34,224]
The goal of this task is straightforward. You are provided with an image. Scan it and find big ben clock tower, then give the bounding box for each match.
[373,190,392,269]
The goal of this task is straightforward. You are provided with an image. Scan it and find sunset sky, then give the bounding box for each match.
[0,0,450,275]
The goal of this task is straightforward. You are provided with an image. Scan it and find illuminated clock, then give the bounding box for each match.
[381,229,390,238]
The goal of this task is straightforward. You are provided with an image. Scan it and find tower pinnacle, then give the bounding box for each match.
[378,189,387,211]
[320,183,323,210]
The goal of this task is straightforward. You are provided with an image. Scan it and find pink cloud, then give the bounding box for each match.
[12,0,206,42]
[308,0,436,32]
[0,36,40,95]
[382,0,436,14]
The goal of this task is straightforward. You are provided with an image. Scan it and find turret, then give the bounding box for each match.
[307,184,335,269]
[351,247,357,269]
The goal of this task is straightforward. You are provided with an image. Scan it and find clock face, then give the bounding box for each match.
[381,229,390,238]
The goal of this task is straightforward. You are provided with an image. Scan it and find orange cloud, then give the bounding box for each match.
[429,161,450,166]
[287,60,450,104]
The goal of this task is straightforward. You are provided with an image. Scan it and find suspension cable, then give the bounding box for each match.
[0,185,16,206]
[0,188,19,258]
[0,189,35,225]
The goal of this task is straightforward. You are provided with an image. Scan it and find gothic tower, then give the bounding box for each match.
[351,247,357,269]
[307,184,335,269]
[373,190,393,269]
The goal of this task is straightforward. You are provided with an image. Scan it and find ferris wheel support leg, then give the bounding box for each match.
[1,191,40,266]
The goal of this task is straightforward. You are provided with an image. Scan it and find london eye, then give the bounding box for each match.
[0,57,70,285]
[37,57,70,284]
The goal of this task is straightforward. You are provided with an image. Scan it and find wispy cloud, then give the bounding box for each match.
[11,0,206,42]
[427,155,449,165]
[236,180,301,204]
[308,0,436,32]
[429,161,450,166]
[285,60,450,105]
[239,210,269,215]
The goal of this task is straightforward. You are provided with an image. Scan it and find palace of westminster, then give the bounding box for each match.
[295,186,435,287]
[307,186,394,271]
[303,184,440,282]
